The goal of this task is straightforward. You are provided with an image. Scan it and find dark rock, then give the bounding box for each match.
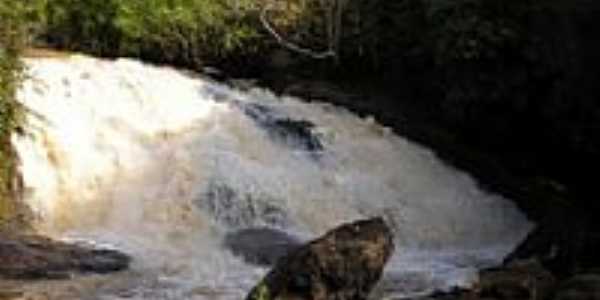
[553,274,600,300]
[504,211,599,277]
[408,288,474,300]
[268,49,295,70]
[200,182,291,228]
[476,260,556,300]
[281,80,361,108]
[406,261,556,300]
[223,227,302,266]
[201,88,324,154]
[241,102,276,121]
[0,234,131,280]
[270,119,322,152]
[245,217,394,300]
[240,102,323,153]
[228,78,259,91]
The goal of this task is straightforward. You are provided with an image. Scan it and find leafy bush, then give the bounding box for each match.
[426,0,536,129]
[424,0,600,168]
[44,0,121,55]
[0,1,31,226]
[117,0,263,65]
[41,0,266,68]
[356,0,563,144]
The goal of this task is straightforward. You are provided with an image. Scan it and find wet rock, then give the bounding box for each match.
[240,103,323,153]
[207,94,324,153]
[228,78,259,92]
[476,260,556,300]
[268,118,322,152]
[408,260,556,300]
[245,217,394,300]
[503,213,596,277]
[200,182,291,228]
[553,274,600,300]
[407,288,474,300]
[0,234,131,280]
[223,227,302,266]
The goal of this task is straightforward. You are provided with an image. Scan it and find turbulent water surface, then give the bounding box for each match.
[10,55,532,299]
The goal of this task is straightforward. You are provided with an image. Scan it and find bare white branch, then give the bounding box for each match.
[259,4,336,60]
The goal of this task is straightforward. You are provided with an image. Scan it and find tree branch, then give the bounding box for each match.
[259,4,335,60]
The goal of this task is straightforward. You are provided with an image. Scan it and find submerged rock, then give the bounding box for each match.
[0,234,131,280]
[223,227,302,266]
[245,217,394,300]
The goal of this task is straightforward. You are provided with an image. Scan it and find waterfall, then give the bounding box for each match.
[12,55,532,299]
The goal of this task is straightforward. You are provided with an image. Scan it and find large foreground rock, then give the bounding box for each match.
[245,217,394,300]
[0,234,131,279]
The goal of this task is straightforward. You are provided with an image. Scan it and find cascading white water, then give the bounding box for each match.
[12,55,532,299]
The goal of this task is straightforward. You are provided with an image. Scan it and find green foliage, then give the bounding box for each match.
[425,0,534,126]
[0,1,31,226]
[423,0,596,160]
[250,282,271,300]
[44,0,121,55]
[116,0,261,63]
[323,0,599,187]
[41,0,264,67]
[354,0,552,141]
[428,0,525,63]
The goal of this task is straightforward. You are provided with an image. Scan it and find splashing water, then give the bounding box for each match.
[11,55,532,299]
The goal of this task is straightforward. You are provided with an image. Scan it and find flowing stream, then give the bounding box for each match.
[10,55,532,299]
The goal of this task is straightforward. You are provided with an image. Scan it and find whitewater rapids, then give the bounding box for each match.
[10,55,532,299]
